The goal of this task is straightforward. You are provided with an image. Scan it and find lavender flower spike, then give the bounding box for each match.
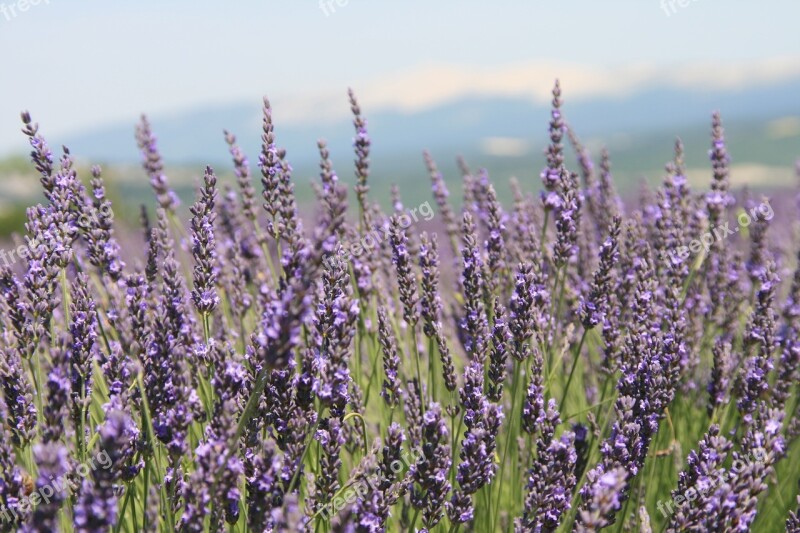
[389,215,419,327]
[190,166,220,315]
[43,334,70,444]
[517,400,577,532]
[258,97,281,227]
[488,301,511,402]
[411,402,452,531]
[0,412,25,528]
[378,305,401,408]
[135,114,179,212]
[21,443,70,533]
[74,406,139,532]
[540,79,565,210]
[460,211,489,364]
[349,88,371,223]
[576,467,627,532]
[787,497,800,533]
[0,346,37,446]
[705,111,734,227]
[419,231,456,391]
[85,166,126,280]
[224,129,257,222]
[735,263,778,424]
[665,425,732,532]
[553,168,582,269]
[579,215,621,329]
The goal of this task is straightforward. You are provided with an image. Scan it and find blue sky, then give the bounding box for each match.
[1,0,799,154]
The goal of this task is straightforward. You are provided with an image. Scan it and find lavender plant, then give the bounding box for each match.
[2,88,800,532]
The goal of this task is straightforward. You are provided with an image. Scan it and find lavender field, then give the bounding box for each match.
[0,79,799,532]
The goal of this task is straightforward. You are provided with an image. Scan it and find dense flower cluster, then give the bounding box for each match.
[2,83,800,532]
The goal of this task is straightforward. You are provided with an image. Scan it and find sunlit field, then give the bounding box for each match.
[1,82,800,532]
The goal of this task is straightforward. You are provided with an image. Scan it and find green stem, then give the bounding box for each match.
[410,326,426,410]
[408,508,420,532]
[427,335,437,403]
[559,329,588,413]
[114,483,134,533]
[142,457,151,532]
[27,355,44,428]
[136,373,174,530]
[493,357,523,530]
[234,368,269,444]
[540,210,550,254]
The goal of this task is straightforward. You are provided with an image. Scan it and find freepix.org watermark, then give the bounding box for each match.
[319,0,348,17]
[309,445,420,523]
[0,200,115,268]
[0,0,49,22]
[655,447,767,518]
[671,199,774,263]
[0,448,115,524]
[660,0,700,17]
[321,201,434,271]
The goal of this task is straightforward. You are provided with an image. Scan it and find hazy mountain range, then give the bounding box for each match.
[2,75,798,222]
[64,76,800,169]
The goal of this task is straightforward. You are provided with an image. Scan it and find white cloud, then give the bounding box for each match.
[481,137,530,157]
[281,57,800,125]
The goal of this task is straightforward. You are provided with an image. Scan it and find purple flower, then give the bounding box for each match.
[704,408,784,531]
[403,379,424,449]
[509,262,546,362]
[448,400,503,525]
[540,80,565,196]
[705,111,734,226]
[521,349,545,435]
[518,400,577,532]
[313,417,346,513]
[412,403,451,531]
[313,252,359,418]
[224,129,257,222]
[0,345,37,447]
[245,441,283,532]
[775,249,800,409]
[736,265,778,424]
[180,401,244,530]
[389,215,419,327]
[313,139,349,252]
[43,334,70,443]
[83,166,125,280]
[69,274,98,452]
[577,467,627,532]
[349,88,371,221]
[419,232,457,392]
[707,338,732,416]
[594,149,623,237]
[74,405,139,532]
[485,184,507,295]
[190,166,220,315]
[459,212,489,364]
[21,443,70,532]
[136,115,179,212]
[423,151,459,257]
[258,98,282,234]
[377,306,401,408]
[21,111,55,198]
[579,216,621,329]
[0,411,25,527]
[787,497,800,533]
[487,301,510,402]
[666,425,732,532]
[553,169,582,268]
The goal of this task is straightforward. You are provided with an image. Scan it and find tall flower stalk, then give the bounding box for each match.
[2,83,799,532]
